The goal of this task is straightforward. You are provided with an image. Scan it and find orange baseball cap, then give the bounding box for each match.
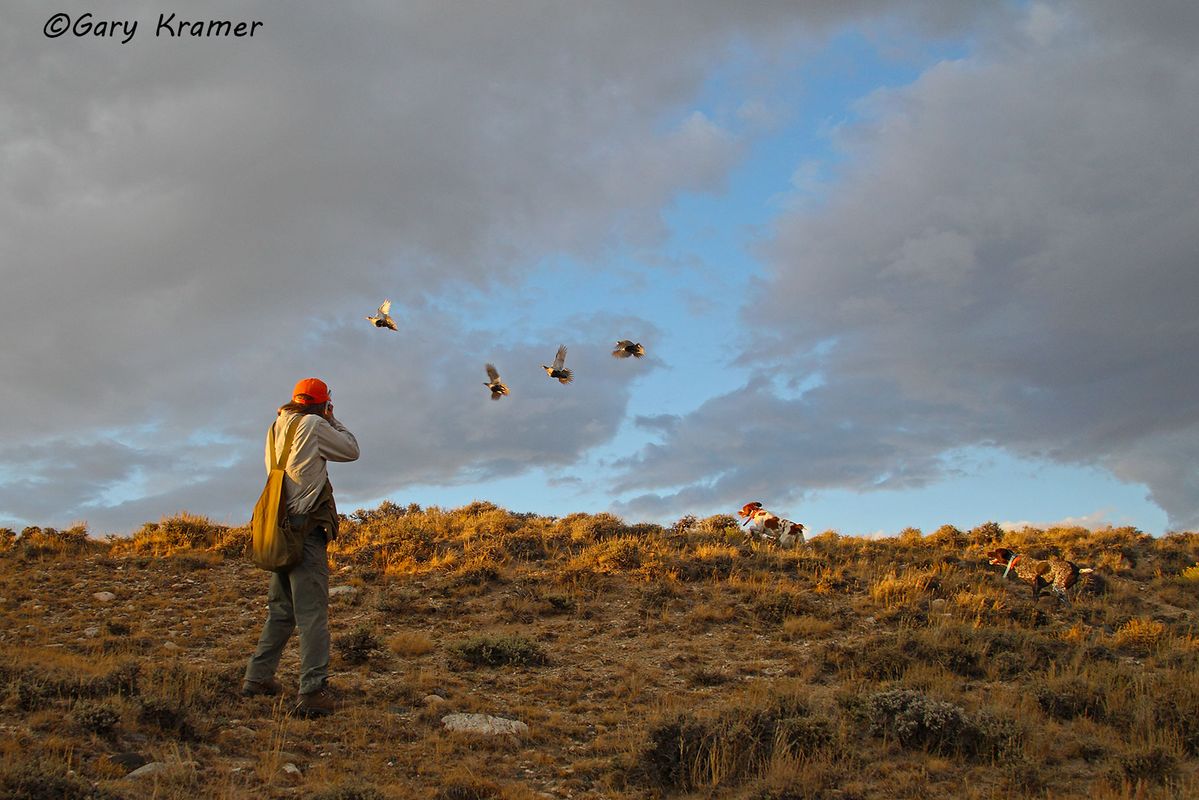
[292,377,330,404]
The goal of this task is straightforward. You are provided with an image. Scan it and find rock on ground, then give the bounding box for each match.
[441,712,528,736]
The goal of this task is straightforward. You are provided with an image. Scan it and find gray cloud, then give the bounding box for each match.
[613,0,1199,530]
[0,1,1001,531]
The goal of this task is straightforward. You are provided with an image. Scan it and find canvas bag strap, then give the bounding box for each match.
[268,415,305,471]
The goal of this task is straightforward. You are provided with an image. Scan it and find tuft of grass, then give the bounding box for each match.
[306,783,387,800]
[387,630,434,657]
[639,687,833,792]
[870,570,939,607]
[449,634,547,667]
[1111,618,1167,656]
[781,615,836,640]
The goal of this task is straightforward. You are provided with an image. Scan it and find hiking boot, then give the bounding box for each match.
[295,685,336,717]
[241,677,283,697]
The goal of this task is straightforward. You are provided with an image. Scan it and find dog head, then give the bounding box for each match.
[738,501,764,519]
[986,547,1015,566]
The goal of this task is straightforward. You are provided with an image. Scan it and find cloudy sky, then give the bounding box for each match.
[2,1,1196,536]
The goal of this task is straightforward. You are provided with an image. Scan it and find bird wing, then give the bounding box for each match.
[553,345,567,370]
[379,300,391,315]
[485,363,500,382]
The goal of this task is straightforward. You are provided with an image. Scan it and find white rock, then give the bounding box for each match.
[127,761,171,778]
[441,712,528,736]
[328,586,358,597]
[163,641,180,651]
[93,591,117,602]
[83,626,101,638]
[281,762,302,781]
[422,694,447,706]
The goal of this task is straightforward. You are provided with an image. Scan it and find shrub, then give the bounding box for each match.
[306,784,386,800]
[123,513,226,555]
[559,512,626,542]
[1116,746,1177,785]
[72,699,122,736]
[929,524,967,547]
[753,591,811,623]
[1035,678,1107,721]
[639,692,832,791]
[0,758,117,800]
[969,522,1003,545]
[335,626,383,665]
[138,697,194,739]
[501,533,546,561]
[854,688,1017,760]
[15,525,93,558]
[449,634,547,667]
[434,774,501,800]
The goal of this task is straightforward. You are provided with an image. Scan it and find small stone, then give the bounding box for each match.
[929,599,947,611]
[441,712,529,736]
[83,626,101,638]
[127,761,171,779]
[93,591,117,602]
[422,694,447,706]
[163,641,180,651]
[281,762,302,782]
[328,586,358,597]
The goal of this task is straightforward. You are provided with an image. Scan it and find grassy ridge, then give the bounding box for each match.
[0,505,1196,798]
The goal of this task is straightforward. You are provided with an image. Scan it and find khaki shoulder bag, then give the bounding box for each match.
[250,415,305,571]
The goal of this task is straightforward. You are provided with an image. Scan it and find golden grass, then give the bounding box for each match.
[1,504,1196,799]
[387,630,434,657]
[1112,618,1168,656]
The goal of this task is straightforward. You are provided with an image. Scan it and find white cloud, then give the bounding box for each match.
[612,0,1199,530]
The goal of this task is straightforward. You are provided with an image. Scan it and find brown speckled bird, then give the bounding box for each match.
[366,300,397,331]
[483,363,509,400]
[612,340,645,358]
[987,547,1093,604]
[541,345,573,384]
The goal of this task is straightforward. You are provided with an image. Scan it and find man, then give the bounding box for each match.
[242,377,359,717]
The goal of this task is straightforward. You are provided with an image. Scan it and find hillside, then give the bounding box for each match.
[1,504,1197,799]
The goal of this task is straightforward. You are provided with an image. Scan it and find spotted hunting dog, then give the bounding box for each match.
[987,547,1093,604]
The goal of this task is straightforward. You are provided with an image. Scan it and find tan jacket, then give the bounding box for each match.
[265,411,359,515]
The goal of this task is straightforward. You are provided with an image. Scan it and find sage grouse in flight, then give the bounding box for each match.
[542,344,573,384]
[612,340,645,358]
[483,363,509,400]
[366,300,397,331]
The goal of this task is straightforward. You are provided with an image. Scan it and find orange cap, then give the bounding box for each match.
[292,377,330,404]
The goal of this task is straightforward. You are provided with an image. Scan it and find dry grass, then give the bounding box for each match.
[0,506,1196,798]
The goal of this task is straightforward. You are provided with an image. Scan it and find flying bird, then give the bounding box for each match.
[612,340,645,358]
[366,300,397,331]
[483,363,509,400]
[542,345,573,384]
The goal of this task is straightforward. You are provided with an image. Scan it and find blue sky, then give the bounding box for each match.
[1,1,1195,535]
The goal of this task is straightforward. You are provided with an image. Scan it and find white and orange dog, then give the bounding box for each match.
[738,502,806,549]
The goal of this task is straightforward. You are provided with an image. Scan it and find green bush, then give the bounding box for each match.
[449,635,547,667]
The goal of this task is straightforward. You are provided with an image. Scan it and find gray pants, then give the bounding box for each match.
[244,527,330,695]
